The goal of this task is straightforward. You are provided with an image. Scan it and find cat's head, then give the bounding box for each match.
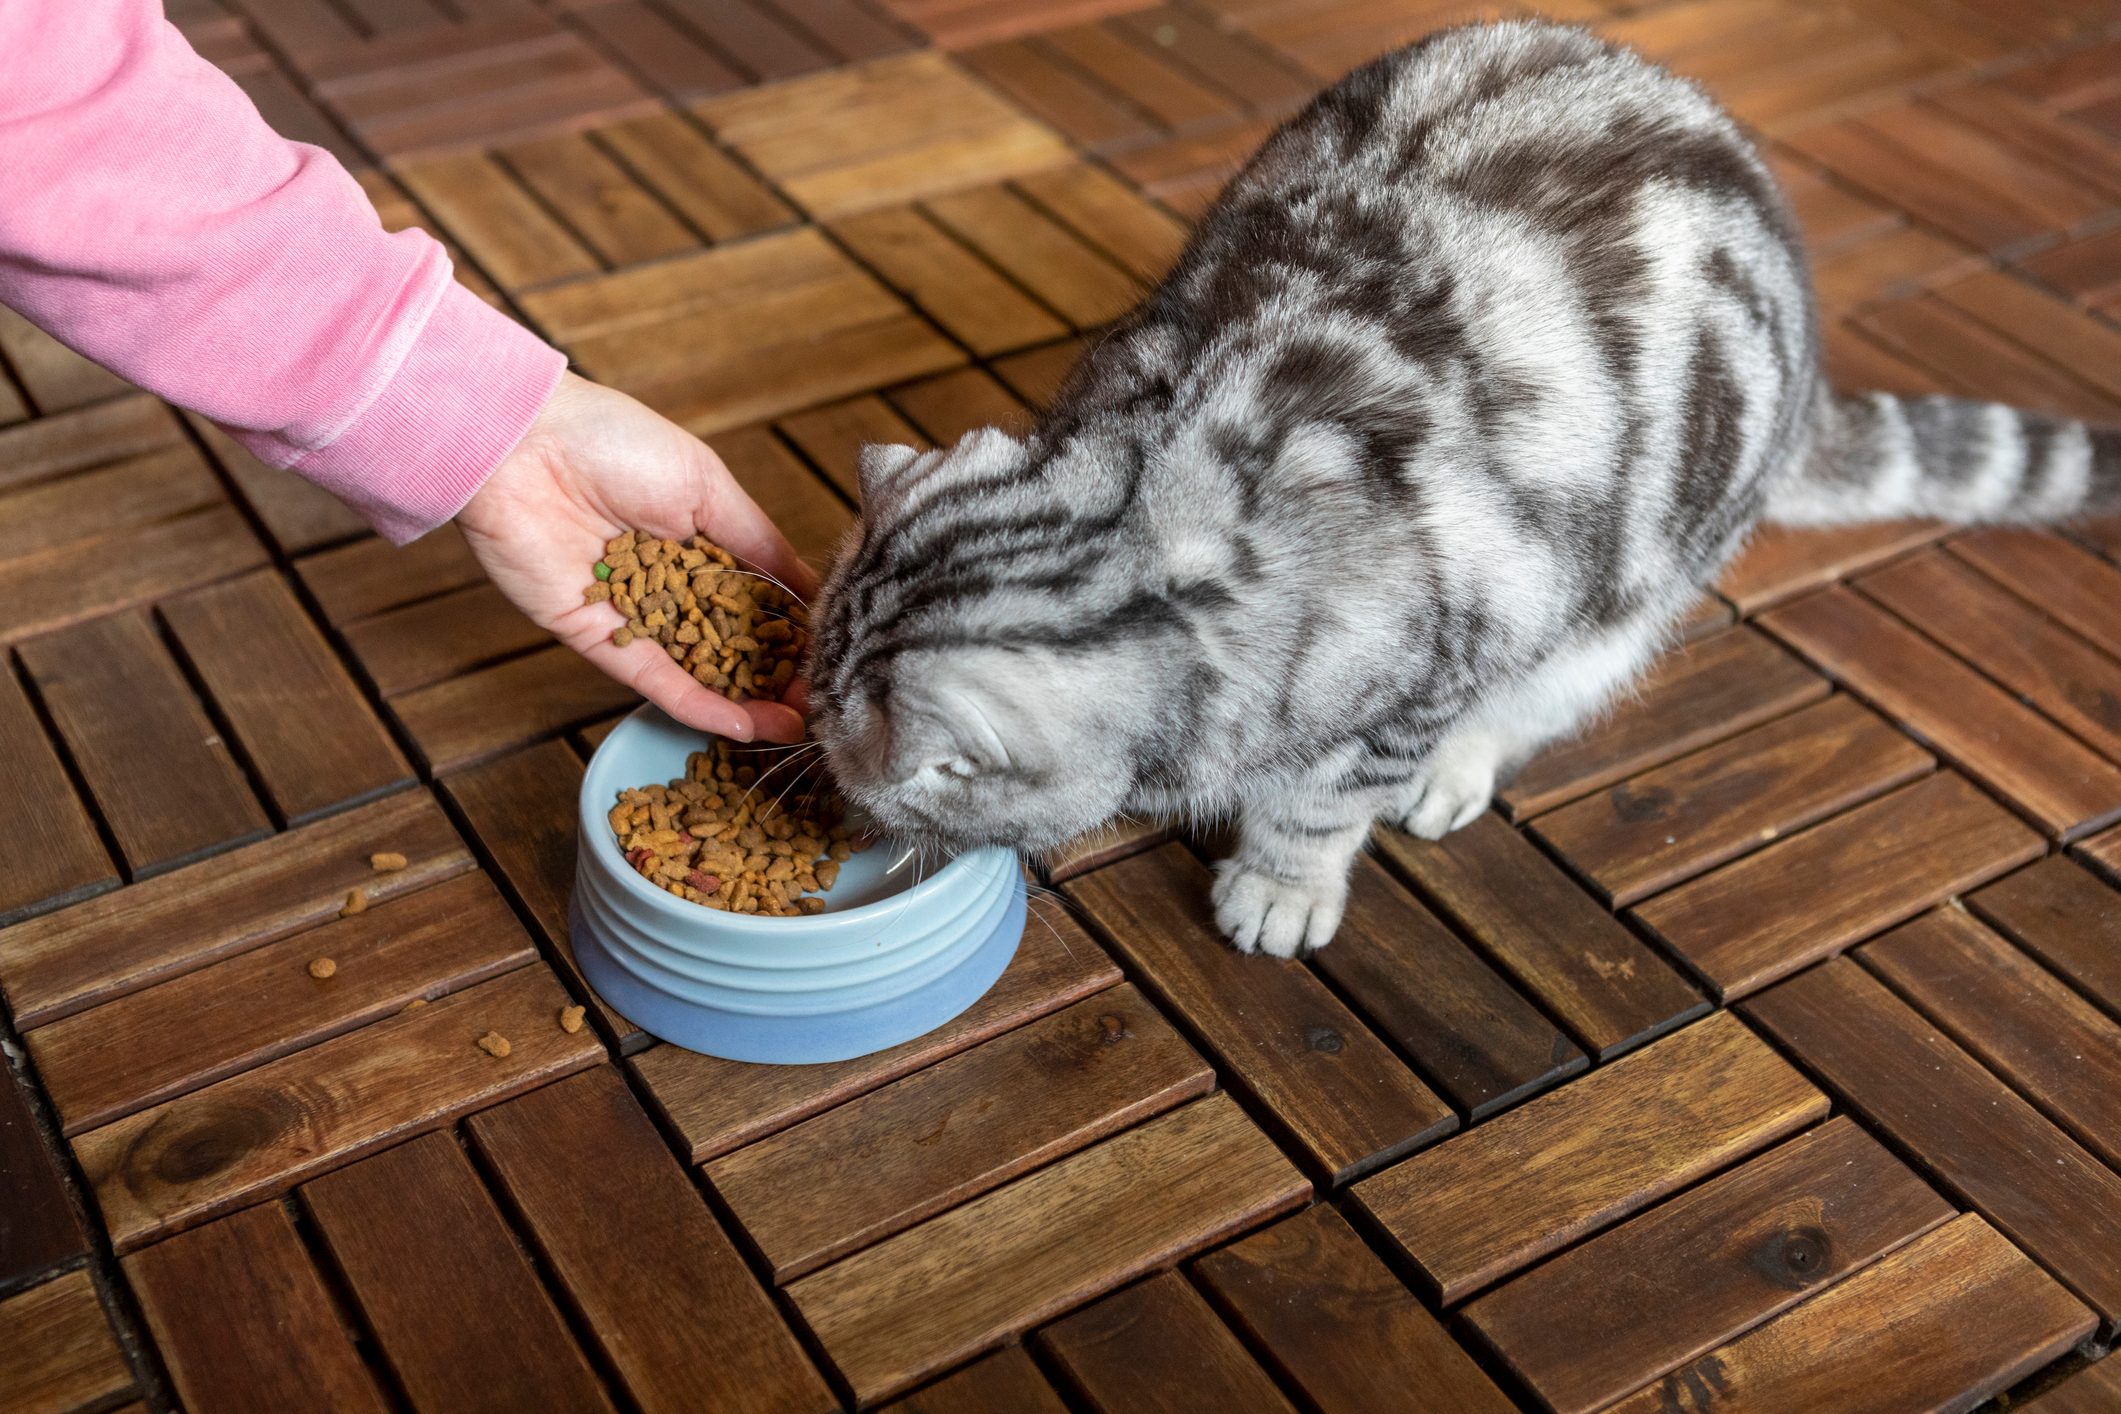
[805,428,1184,855]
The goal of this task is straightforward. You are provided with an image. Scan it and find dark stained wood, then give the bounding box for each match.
[0,787,468,1027]
[0,446,221,568]
[2081,823,2121,885]
[2023,1355,2121,1412]
[1742,957,2121,1327]
[0,660,116,927]
[565,1,745,104]
[302,1133,613,1412]
[787,1093,1308,1406]
[1864,908,2121,1169]
[1040,23,1244,134]
[1463,1117,1953,1414]
[1949,528,2121,662]
[1371,814,1708,1061]
[1605,1215,2095,1414]
[924,184,1143,326]
[296,523,484,626]
[340,580,549,696]
[1971,857,2121,1018]
[831,204,1070,355]
[1533,695,1934,907]
[0,1064,86,1294]
[881,1346,1069,1414]
[1349,1013,1827,1304]
[126,1202,387,1413]
[77,965,601,1251]
[633,904,1120,1160]
[390,643,640,774]
[161,570,412,822]
[27,871,534,1135]
[18,611,271,877]
[1069,845,1456,1185]
[1312,857,1586,1120]
[958,39,1162,152]
[777,393,928,502]
[1036,1271,1297,1414]
[1632,772,2041,1000]
[185,412,368,555]
[466,1066,837,1414]
[708,983,1212,1278]
[1041,817,1176,883]
[1195,1204,1513,1414]
[0,1270,132,1414]
[1501,626,1829,818]
[0,505,269,645]
[0,393,181,493]
[1716,521,1942,613]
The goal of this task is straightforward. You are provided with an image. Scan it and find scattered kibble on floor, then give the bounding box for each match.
[401,998,428,1014]
[558,1005,586,1034]
[370,851,408,872]
[307,957,337,980]
[476,1030,511,1058]
[339,888,367,918]
[585,532,804,703]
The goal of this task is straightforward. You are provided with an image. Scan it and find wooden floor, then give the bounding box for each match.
[5,0,2121,1409]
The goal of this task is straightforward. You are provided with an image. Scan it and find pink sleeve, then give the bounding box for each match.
[0,0,568,543]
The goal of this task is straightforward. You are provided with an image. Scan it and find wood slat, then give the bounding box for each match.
[1112,7,1316,114]
[1533,694,1933,907]
[777,393,928,503]
[301,1133,613,1412]
[1634,772,2043,1000]
[1068,845,1455,1185]
[296,523,484,626]
[0,505,268,646]
[0,394,181,493]
[1785,116,2067,251]
[161,570,412,823]
[1742,956,2121,1327]
[0,446,222,567]
[396,151,602,289]
[0,661,116,927]
[1935,268,2121,405]
[1716,520,1940,613]
[958,40,1163,152]
[465,1066,837,1414]
[925,184,1143,326]
[0,1271,131,1414]
[390,643,639,774]
[186,412,369,555]
[0,787,469,1028]
[18,612,270,877]
[708,983,1211,1279]
[888,366,1033,446]
[2023,1356,2121,1412]
[0,1065,87,1295]
[991,337,1089,408]
[633,904,1120,1160]
[340,579,549,697]
[715,424,857,568]
[567,0,745,103]
[1039,23,1246,134]
[1857,294,2121,421]
[1761,585,2121,838]
[1604,1215,2095,1414]
[663,0,831,80]
[1040,816,1175,883]
[1949,528,2121,662]
[1311,857,1586,1120]
[126,1203,386,1413]
[499,129,697,267]
[1463,1116,1953,1414]
[1035,1270,1297,1413]
[77,964,600,1251]
[880,1346,1069,1414]
[787,1093,1308,1405]
[1969,857,2121,1018]
[26,871,533,1135]
[1371,814,1708,1061]
[1349,1012,1827,1304]
[1194,1204,1513,1414]
[831,204,1070,355]
[594,110,800,242]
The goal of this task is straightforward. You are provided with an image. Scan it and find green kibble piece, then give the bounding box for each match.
[593,561,613,581]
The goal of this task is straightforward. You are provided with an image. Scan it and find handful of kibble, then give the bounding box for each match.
[585,532,804,703]
[610,737,869,916]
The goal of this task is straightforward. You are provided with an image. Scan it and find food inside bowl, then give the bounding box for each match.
[610,737,871,916]
[583,531,803,703]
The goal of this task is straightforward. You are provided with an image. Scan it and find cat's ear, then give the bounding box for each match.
[857,442,921,504]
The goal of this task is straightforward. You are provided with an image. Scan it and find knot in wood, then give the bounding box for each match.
[1096,1013,1131,1046]
[1304,1024,1344,1054]
[1752,1224,1832,1290]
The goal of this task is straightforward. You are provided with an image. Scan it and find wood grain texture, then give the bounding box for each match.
[1068,845,1455,1185]
[831,204,1069,355]
[2081,823,2121,885]
[499,129,697,267]
[633,903,1120,1160]
[340,580,549,696]
[0,1065,87,1295]
[185,411,367,555]
[888,366,1032,447]
[1717,521,1941,612]
[2022,1355,2121,1412]
[1605,1215,2094,1414]
[1533,695,1933,907]
[397,151,602,289]
[126,1202,387,1414]
[0,1270,131,1414]
[1949,528,2121,662]
[1742,957,2121,1327]
[302,1133,613,1413]
[1969,857,2121,1018]
[1633,772,2042,1000]
[1195,1204,1513,1414]
[0,662,115,927]
[1040,816,1175,883]
[777,393,928,502]
[0,394,181,493]
[716,424,858,568]
[1312,857,1585,1120]
[1463,1117,1952,1414]
[390,643,640,774]
[1349,1012,1827,1304]
[787,1093,1308,1405]
[296,523,483,625]
[925,183,1142,327]
[594,110,799,241]
[1036,1271,1297,1414]
[1372,814,1708,1060]
[0,787,470,1028]
[466,1066,837,1414]
[879,1346,1069,1414]
[1015,161,1190,283]
[78,965,601,1251]
[27,871,533,1135]
[958,39,1161,152]
[0,505,268,645]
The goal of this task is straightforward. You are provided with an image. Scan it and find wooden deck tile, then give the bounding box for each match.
[397,151,602,289]
[633,904,1121,1160]
[0,661,117,927]
[1035,1270,1297,1413]
[787,1092,1308,1405]
[295,522,484,626]
[1069,845,1457,1185]
[1194,1204,1513,1414]
[716,424,858,567]
[833,204,1071,356]
[709,984,1212,1279]
[0,787,471,1028]
[662,0,834,81]
[593,110,801,241]
[1972,857,2121,1017]
[1040,23,1249,135]
[1743,956,2121,1328]
[0,503,269,647]
[77,963,601,1251]
[0,1065,87,1295]
[958,39,1166,152]
[2024,1355,2121,1412]
[1463,1117,1952,1414]
[1856,293,2121,421]
[1716,520,1942,612]
[390,642,639,773]
[497,129,698,267]
[1041,817,1177,883]
[888,367,1034,447]
[340,580,549,696]
[0,446,224,569]
[466,1066,837,1414]
[302,1133,613,1412]
[777,393,928,502]
[185,413,369,555]
[0,394,182,493]
[991,337,1092,408]
[879,1346,1069,1413]
[1950,528,2121,662]
[565,1,745,103]
[0,1271,131,1414]
[924,183,1145,327]
[1372,814,1708,1061]
[1350,1012,1827,1304]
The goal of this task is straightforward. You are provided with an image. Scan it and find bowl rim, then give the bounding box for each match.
[580,704,1007,938]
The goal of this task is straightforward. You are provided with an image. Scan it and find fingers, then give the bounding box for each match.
[780,678,811,717]
[580,636,756,740]
[744,698,807,744]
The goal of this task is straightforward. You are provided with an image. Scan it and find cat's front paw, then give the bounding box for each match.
[1397,750,1497,840]
[1211,864,1347,957]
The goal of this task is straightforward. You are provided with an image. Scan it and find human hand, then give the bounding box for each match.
[457,372,816,743]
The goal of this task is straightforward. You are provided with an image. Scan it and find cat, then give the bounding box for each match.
[804,19,2119,958]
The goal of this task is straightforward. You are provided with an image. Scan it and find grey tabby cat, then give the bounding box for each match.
[806,19,2119,957]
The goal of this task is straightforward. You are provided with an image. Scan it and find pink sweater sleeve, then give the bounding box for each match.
[0,0,568,543]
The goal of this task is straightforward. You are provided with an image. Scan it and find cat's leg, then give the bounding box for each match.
[1212,756,1399,958]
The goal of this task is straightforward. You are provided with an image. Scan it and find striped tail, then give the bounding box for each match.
[1766,391,2121,526]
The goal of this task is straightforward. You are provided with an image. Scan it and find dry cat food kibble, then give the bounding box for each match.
[558,1005,586,1034]
[585,532,805,703]
[477,1030,511,1058]
[307,957,337,980]
[370,851,408,872]
[339,888,367,918]
[610,736,868,916]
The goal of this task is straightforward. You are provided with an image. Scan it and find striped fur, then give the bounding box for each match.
[807,21,2121,957]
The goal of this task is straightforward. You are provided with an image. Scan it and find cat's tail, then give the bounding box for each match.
[1765,390,2121,526]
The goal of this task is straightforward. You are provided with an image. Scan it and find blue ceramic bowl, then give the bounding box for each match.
[571,705,1025,1064]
